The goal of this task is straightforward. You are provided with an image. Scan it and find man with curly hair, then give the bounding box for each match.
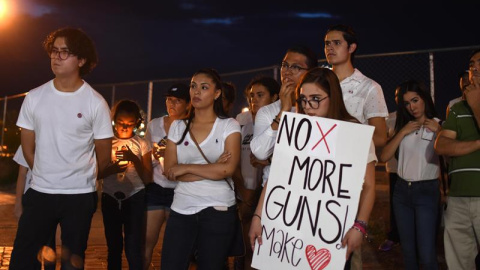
[10,27,113,269]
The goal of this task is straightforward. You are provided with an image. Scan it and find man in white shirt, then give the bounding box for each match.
[250,45,317,185]
[10,27,113,269]
[324,24,388,148]
[324,24,388,270]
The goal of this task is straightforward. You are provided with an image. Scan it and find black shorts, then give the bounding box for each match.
[145,182,174,211]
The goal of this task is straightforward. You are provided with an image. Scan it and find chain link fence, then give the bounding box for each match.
[0,46,477,155]
[334,46,476,115]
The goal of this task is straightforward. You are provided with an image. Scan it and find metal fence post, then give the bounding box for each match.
[111,85,116,107]
[429,52,435,103]
[147,81,153,123]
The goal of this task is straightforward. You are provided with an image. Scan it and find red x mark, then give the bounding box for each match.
[311,122,337,153]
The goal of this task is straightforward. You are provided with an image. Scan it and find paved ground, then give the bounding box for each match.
[0,165,448,269]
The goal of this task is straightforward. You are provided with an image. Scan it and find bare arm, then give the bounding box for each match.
[232,162,248,199]
[341,160,376,259]
[14,166,28,219]
[354,161,376,224]
[166,132,241,181]
[435,129,480,157]
[368,117,387,147]
[163,138,235,182]
[380,121,421,162]
[163,138,181,177]
[163,143,204,182]
[249,181,268,250]
[270,79,296,131]
[140,152,153,185]
[94,138,113,180]
[21,129,35,169]
[130,151,153,185]
[465,76,480,128]
[121,146,153,185]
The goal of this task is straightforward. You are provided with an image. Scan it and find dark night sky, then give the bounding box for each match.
[0,0,479,96]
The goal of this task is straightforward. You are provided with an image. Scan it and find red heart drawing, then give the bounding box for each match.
[305,245,331,270]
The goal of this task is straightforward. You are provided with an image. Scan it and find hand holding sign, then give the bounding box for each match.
[251,112,374,269]
[341,226,364,260]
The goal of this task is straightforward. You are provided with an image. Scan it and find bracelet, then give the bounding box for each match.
[253,213,262,220]
[272,117,280,124]
[352,223,366,235]
[355,219,368,229]
[350,225,368,239]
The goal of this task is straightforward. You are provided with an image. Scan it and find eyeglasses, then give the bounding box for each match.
[296,96,329,109]
[49,48,73,60]
[280,62,308,74]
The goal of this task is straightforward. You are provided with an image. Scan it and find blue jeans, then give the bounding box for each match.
[393,177,440,270]
[10,189,97,270]
[101,190,145,270]
[161,205,237,270]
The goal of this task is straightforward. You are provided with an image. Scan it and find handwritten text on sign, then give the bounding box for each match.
[251,112,374,270]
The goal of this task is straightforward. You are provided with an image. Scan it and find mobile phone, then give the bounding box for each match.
[158,137,167,148]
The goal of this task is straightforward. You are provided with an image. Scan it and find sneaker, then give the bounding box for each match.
[378,239,397,251]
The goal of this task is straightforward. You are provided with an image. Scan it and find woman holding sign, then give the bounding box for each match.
[380,80,441,270]
[249,67,377,267]
[162,68,241,269]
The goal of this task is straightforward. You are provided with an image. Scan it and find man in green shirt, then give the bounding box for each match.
[435,48,480,270]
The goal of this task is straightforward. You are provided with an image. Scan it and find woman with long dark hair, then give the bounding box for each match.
[249,67,377,267]
[161,68,241,269]
[380,80,442,269]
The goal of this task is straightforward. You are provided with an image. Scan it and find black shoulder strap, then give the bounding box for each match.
[189,130,213,164]
[188,128,234,190]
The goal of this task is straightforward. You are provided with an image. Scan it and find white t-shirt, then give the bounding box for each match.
[340,69,388,124]
[145,116,177,188]
[250,100,296,185]
[102,135,151,198]
[16,80,113,194]
[13,146,31,194]
[397,118,440,181]
[236,110,252,126]
[168,117,240,215]
[236,111,260,190]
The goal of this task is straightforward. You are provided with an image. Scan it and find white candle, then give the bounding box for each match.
[159,157,164,168]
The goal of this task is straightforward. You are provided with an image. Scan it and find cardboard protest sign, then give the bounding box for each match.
[251,112,374,270]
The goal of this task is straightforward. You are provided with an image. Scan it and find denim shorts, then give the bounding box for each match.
[145,182,174,211]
